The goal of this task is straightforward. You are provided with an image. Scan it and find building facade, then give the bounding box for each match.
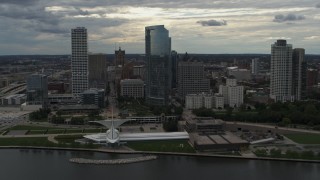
[270,40,293,102]
[177,61,210,99]
[251,58,260,75]
[171,50,179,89]
[120,79,144,98]
[292,48,307,101]
[71,27,89,97]
[26,74,48,108]
[219,78,244,108]
[88,53,107,89]
[80,88,105,108]
[145,25,171,105]
[213,94,224,109]
[115,47,125,67]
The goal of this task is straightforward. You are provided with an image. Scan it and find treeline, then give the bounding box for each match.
[255,148,320,160]
[150,105,183,116]
[29,108,51,121]
[214,101,320,129]
[192,108,215,117]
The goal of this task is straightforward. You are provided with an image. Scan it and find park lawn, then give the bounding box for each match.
[285,134,320,144]
[27,130,47,135]
[65,129,84,134]
[0,137,54,146]
[47,129,65,134]
[54,134,84,143]
[8,125,61,131]
[126,140,195,153]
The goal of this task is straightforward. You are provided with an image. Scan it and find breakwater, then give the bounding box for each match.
[69,155,157,165]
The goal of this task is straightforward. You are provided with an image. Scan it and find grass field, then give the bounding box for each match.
[54,135,84,144]
[8,125,61,131]
[47,129,65,134]
[65,129,84,134]
[126,140,195,153]
[285,134,320,144]
[27,130,46,135]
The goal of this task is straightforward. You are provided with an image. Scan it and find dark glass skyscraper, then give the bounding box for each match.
[26,74,48,108]
[145,25,171,105]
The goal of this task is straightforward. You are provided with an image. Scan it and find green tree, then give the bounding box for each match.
[163,119,178,132]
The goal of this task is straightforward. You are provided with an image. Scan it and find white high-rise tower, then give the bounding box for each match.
[270,40,294,102]
[71,27,88,97]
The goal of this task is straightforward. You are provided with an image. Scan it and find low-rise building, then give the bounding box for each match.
[0,94,26,105]
[213,94,224,109]
[219,78,244,108]
[80,88,105,108]
[186,118,225,135]
[185,93,223,109]
[120,79,144,98]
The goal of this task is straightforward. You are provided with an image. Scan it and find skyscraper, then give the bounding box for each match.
[171,50,179,89]
[292,48,307,101]
[270,40,293,102]
[145,25,171,105]
[251,58,260,75]
[88,53,107,89]
[115,47,125,67]
[26,74,48,108]
[71,27,88,97]
[270,40,307,102]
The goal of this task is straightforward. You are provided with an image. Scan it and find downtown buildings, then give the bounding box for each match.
[71,27,89,97]
[145,25,172,106]
[270,40,307,102]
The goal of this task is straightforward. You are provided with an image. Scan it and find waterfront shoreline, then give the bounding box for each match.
[0,146,319,164]
[69,155,157,165]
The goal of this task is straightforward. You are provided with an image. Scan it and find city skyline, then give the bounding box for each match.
[0,0,320,55]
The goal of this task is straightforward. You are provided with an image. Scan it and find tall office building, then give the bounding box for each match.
[88,53,107,89]
[26,74,48,108]
[270,40,307,102]
[171,50,179,89]
[145,25,171,105]
[177,61,210,99]
[292,48,307,101]
[251,58,260,75]
[71,27,88,97]
[270,40,293,102]
[115,47,125,67]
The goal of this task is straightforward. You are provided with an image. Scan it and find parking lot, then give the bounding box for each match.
[0,111,29,130]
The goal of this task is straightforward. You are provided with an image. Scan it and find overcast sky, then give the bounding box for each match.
[0,0,319,55]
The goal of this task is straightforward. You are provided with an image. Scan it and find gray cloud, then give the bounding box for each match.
[197,20,227,26]
[273,14,305,23]
[0,0,39,5]
[0,2,66,34]
[316,3,320,8]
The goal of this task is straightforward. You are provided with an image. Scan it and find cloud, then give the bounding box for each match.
[273,14,305,23]
[197,20,227,26]
[316,3,320,8]
[0,0,39,5]
[0,2,66,34]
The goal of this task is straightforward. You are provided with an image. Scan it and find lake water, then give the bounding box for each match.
[0,149,319,180]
